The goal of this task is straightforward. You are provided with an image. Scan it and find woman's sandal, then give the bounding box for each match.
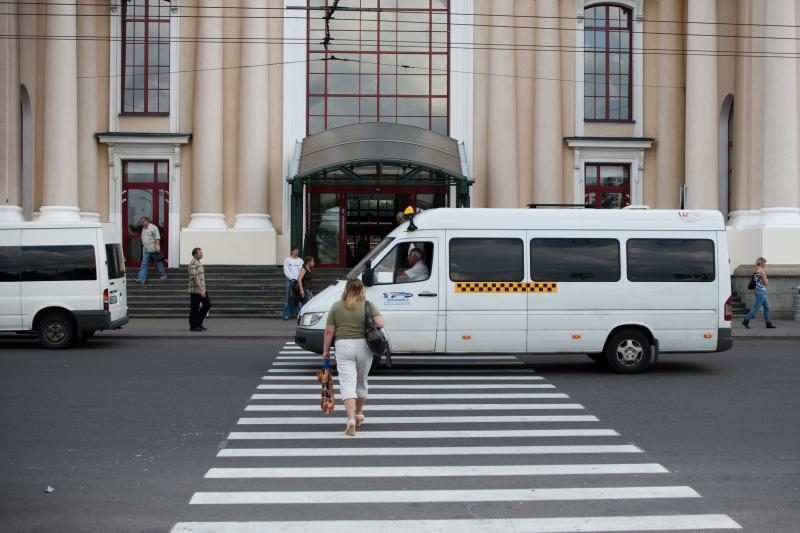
[355,414,366,427]
[344,419,357,437]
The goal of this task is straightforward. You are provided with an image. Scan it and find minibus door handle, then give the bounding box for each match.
[418,292,437,297]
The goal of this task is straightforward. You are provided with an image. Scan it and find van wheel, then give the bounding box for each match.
[604,330,652,374]
[38,312,76,349]
[369,354,382,375]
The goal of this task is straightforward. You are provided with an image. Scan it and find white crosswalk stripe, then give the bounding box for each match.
[172,344,741,532]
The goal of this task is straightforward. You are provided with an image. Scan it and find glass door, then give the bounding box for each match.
[122,161,169,267]
[584,164,630,209]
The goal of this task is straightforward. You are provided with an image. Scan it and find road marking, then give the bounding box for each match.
[251,392,568,400]
[227,429,619,439]
[244,403,585,411]
[272,361,526,366]
[217,444,643,457]
[278,351,316,355]
[205,463,668,479]
[171,515,742,532]
[261,375,543,381]
[256,383,556,390]
[237,415,598,424]
[190,485,697,504]
[266,368,531,374]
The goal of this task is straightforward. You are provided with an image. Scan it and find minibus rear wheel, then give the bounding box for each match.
[38,311,76,349]
[604,330,652,374]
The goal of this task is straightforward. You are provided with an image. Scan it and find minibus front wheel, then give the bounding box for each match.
[604,329,652,374]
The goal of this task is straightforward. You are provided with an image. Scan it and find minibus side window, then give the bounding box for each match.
[21,245,97,282]
[531,238,620,282]
[0,246,21,282]
[627,239,715,282]
[372,242,434,285]
[449,238,524,282]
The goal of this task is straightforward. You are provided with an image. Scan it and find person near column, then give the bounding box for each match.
[282,246,304,320]
[742,257,776,329]
[188,247,211,332]
[322,279,385,436]
[136,216,167,283]
[296,256,315,310]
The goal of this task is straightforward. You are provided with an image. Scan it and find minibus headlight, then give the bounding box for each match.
[299,312,324,327]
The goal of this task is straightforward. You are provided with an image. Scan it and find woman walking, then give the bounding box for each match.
[296,256,315,310]
[743,257,776,329]
[322,279,384,436]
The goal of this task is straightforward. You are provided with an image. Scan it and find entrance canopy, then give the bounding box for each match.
[289,123,473,254]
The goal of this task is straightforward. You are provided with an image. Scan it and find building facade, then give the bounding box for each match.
[1,0,799,270]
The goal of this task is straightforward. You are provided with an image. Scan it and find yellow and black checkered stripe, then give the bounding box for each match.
[454,281,558,294]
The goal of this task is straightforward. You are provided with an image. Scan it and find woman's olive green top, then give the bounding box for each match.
[326,300,381,340]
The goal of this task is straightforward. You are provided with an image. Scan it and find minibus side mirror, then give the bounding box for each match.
[362,260,374,287]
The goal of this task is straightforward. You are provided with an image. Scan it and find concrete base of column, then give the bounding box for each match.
[179,227,277,265]
[187,213,228,230]
[728,225,800,270]
[233,213,275,230]
[727,210,761,229]
[0,205,25,223]
[80,212,101,223]
[758,207,800,228]
[36,206,81,223]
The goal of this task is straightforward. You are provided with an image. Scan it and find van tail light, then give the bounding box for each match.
[724,296,732,322]
[103,289,109,311]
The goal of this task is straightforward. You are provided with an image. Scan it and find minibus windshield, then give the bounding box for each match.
[346,237,395,280]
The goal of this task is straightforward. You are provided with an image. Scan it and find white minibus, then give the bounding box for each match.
[295,208,733,373]
[0,221,129,348]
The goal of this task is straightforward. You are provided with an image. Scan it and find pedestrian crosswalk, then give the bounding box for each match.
[171,342,741,532]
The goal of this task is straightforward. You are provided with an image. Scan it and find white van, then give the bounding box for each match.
[0,221,129,348]
[295,208,733,373]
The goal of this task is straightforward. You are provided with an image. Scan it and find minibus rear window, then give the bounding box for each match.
[0,246,21,282]
[531,238,620,282]
[21,245,97,282]
[106,243,126,279]
[449,238,524,282]
[627,239,715,282]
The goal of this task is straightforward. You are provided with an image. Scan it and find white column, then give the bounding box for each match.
[532,0,562,204]
[77,0,100,222]
[514,0,534,206]
[758,0,800,226]
[188,0,226,230]
[684,0,718,210]
[234,0,273,230]
[655,0,683,209]
[0,2,23,222]
[40,0,80,222]
[486,0,518,207]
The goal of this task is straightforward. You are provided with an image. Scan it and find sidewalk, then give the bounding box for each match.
[96,316,800,339]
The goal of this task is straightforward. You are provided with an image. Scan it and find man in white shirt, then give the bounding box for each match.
[283,246,304,320]
[136,216,167,284]
[398,248,429,282]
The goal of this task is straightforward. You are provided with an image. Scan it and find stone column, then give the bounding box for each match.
[77,0,100,221]
[684,0,718,210]
[759,0,800,226]
[514,0,535,206]
[486,0,518,208]
[655,0,684,209]
[0,3,23,222]
[234,0,274,230]
[40,0,80,222]
[188,0,226,230]
[532,0,562,204]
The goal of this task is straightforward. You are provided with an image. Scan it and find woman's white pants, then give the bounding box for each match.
[335,339,372,400]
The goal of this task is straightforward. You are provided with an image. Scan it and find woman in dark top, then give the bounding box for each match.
[296,256,315,308]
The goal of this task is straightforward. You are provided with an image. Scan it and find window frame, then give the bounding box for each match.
[121,0,171,115]
[372,241,434,285]
[583,4,633,122]
[584,163,631,209]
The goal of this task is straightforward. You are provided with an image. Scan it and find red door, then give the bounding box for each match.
[122,161,169,267]
[584,163,631,209]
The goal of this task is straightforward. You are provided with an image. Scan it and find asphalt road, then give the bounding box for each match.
[0,336,797,532]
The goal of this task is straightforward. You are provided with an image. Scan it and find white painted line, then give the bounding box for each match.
[256,383,556,390]
[278,351,316,355]
[261,375,543,381]
[190,485,697,504]
[272,361,526,366]
[205,463,667,479]
[266,368,533,374]
[251,393,568,400]
[244,403,585,411]
[227,429,619,440]
[266,369,319,373]
[237,415,598,425]
[275,356,329,360]
[171,515,742,532]
[217,444,643,457]
[377,356,521,360]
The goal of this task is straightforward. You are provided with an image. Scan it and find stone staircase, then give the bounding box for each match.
[731,290,747,317]
[125,266,346,318]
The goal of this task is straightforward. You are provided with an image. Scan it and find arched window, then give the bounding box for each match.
[121,0,170,114]
[584,4,632,121]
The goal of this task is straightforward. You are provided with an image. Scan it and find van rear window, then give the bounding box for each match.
[106,243,126,279]
[449,238,524,282]
[531,238,620,282]
[21,245,97,282]
[627,239,715,282]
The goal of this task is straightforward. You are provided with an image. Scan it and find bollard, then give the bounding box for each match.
[794,286,800,321]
